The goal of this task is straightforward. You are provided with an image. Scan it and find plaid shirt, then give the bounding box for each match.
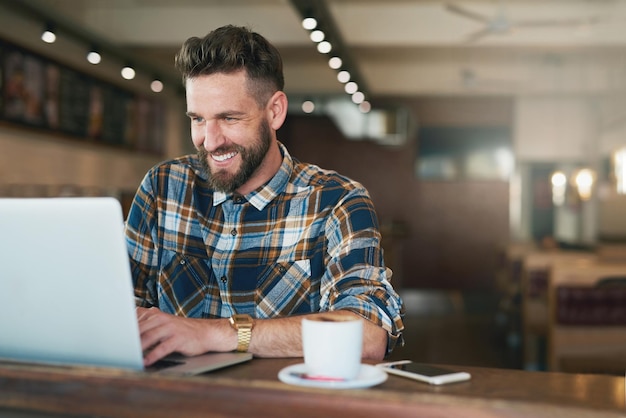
[125,143,404,350]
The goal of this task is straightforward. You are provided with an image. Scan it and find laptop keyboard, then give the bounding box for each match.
[146,357,186,372]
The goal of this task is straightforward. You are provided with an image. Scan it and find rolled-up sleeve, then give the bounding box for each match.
[321,186,405,354]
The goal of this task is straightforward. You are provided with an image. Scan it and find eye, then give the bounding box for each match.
[190,116,204,124]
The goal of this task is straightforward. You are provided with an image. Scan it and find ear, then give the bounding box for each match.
[266,91,288,131]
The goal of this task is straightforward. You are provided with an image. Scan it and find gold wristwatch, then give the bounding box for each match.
[229,314,254,352]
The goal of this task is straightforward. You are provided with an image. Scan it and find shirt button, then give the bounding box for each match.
[231,229,237,236]
[221,276,227,283]
[278,266,286,273]
[180,259,186,265]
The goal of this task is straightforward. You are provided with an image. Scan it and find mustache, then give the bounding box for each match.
[199,145,243,157]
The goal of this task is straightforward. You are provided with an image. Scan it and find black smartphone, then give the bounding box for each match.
[377,360,471,385]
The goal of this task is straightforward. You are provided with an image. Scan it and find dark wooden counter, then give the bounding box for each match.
[0,358,624,417]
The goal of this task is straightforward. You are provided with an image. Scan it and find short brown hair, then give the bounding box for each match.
[175,25,284,106]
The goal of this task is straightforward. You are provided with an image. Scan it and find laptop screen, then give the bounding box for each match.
[0,197,144,370]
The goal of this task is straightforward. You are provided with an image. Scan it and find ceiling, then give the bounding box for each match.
[5,0,626,103]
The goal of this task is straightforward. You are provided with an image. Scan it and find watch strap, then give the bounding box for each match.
[230,314,253,352]
[236,324,252,352]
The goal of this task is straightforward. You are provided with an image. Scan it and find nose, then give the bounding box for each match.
[198,120,227,151]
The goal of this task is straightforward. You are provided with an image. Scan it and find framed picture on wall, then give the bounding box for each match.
[416,126,513,181]
[0,37,165,155]
[2,47,45,126]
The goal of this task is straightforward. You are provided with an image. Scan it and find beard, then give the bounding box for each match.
[198,120,272,193]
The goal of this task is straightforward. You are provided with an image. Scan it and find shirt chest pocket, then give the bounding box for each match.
[254,259,320,317]
[156,250,218,316]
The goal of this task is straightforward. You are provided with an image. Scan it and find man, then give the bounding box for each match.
[125,25,404,367]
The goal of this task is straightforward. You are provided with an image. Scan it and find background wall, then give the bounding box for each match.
[0,92,185,215]
[281,97,513,290]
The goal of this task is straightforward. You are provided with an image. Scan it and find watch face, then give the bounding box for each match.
[232,314,252,325]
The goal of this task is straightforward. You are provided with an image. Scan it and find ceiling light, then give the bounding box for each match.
[351,91,365,104]
[150,79,164,93]
[574,168,595,201]
[86,47,101,65]
[551,171,567,188]
[310,30,325,43]
[328,57,342,69]
[345,81,358,94]
[551,170,567,206]
[317,41,332,54]
[337,70,350,83]
[121,64,136,80]
[41,23,56,43]
[358,101,371,113]
[302,100,315,114]
[302,17,317,30]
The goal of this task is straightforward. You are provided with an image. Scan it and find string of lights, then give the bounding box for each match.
[7,0,369,104]
[290,0,372,114]
[4,0,176,95]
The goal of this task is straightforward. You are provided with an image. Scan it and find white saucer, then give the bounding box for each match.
[278,363,387,389]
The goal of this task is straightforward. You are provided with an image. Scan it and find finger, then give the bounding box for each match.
[139,317,171,353]
[137,308,165,336]
[136,306,159,322]
[143,336,177,366]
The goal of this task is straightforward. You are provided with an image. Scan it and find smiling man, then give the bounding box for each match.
[124,25,404,367]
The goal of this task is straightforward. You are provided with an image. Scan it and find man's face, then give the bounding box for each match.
[186,71,272,193]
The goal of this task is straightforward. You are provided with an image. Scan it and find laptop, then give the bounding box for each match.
[0,197,252,375]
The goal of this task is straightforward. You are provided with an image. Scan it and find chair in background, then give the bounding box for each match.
[519,250,597,370]
[548,263,626,374]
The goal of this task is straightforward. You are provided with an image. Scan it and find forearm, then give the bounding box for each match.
[248,315,305,357]
[139,308,388,365]
[248,311,387,360]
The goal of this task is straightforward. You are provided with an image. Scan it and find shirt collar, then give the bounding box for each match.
[213,142,293,210]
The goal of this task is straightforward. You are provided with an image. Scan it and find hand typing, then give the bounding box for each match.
[136,307,234,366]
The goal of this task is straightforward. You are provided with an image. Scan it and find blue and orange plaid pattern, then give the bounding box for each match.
[125,143,404,351]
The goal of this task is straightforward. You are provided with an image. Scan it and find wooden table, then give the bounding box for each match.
[0,358,624,417]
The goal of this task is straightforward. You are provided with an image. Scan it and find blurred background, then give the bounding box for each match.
[2,0,626,373]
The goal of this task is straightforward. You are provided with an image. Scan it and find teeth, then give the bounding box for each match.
[211,151,237,162]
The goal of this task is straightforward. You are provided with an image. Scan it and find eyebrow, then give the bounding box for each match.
[186,110,247,119]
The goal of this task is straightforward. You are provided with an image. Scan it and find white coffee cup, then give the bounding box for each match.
[301,314,363,380]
